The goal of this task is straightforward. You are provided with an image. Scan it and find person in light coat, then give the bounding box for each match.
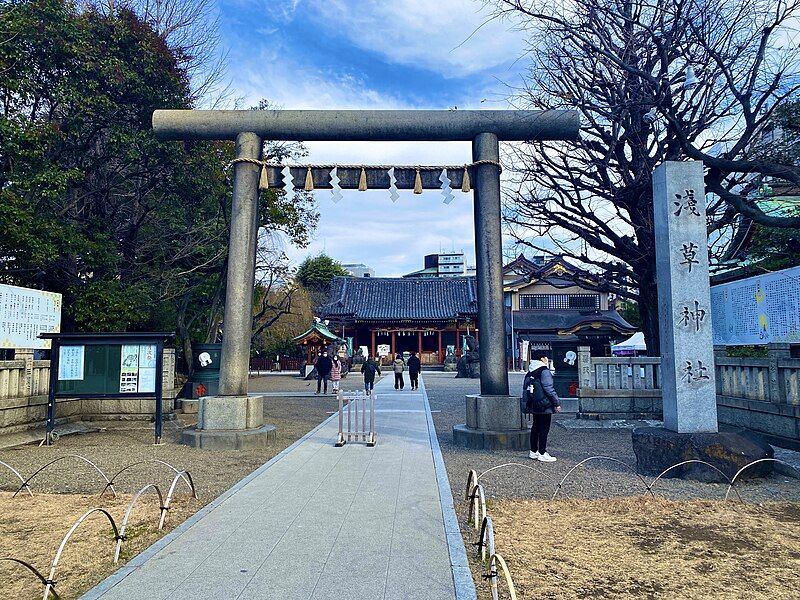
[392,353,405,390]
[330,355,342,393]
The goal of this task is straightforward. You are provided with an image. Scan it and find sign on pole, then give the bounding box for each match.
[0,284,61,349]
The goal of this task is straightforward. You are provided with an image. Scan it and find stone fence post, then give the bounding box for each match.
[768,343,791,404]
[14,348,34,397]
[577,346,592,389]
[162,348,176,391]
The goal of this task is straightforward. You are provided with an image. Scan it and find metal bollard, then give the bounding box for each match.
[335,391,377,447]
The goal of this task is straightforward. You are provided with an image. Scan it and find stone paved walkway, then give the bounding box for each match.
[82,375,474,600]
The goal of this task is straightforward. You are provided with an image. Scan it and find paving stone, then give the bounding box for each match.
[82,375,468,600]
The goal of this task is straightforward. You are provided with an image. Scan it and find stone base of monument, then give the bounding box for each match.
[452,394,530,450]
[632,427,773,482]
[181,395,276,450]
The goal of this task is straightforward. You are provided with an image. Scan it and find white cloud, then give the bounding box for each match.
[309,0,528,78]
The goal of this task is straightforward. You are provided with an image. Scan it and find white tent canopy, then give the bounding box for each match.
[611,332,646,354]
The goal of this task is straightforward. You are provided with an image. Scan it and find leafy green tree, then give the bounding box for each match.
[296,255,349,299]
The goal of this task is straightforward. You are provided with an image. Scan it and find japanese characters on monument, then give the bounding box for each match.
[653,161,718,433]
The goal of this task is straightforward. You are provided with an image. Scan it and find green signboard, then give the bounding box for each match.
[56,343,158,396]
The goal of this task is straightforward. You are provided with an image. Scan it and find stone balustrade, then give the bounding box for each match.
[576,344,800,449]
[0,348,176,437]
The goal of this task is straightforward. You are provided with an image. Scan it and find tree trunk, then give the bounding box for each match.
[636,268,661,356]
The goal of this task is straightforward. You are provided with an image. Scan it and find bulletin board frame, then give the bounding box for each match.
[40,332,175,445]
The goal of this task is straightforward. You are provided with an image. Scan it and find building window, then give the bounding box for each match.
[519,294,600,310]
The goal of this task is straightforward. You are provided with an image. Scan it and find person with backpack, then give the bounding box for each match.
[361,353,381,395]
[392,353,405,390]
[407,351,421,390]
[315,349,333,395]
[330,354,342,394]
[523,351,562,462]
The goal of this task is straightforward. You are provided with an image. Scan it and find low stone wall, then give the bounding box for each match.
[577,389,663,421]
[717,395,800,451]
[0,393,178,436]
[0,348,177,437]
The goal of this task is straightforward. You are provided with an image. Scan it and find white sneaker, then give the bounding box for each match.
[528,451,540,460]
[538,452,557,462]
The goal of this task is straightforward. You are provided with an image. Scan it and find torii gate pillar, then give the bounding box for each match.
[153,109,579,450]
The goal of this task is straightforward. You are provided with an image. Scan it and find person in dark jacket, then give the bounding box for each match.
[407,351,421,390]
[524,351,562,462]
[360,354,381,395]
[315,350,333,395]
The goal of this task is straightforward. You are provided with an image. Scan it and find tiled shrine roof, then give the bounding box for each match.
[318,276,478,323]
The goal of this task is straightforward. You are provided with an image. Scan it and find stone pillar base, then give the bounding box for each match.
[632,426,774,482]
[452,394,529,450]
[181,395,276,450]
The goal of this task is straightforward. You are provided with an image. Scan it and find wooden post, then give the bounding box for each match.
[418,331,423,357]
[438,330,443,363]
[371,330,376,358]
[391,330,397,357]
[455,324,461,357]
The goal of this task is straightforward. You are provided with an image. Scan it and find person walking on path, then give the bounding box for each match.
[523,351,561,462]
[360,354,381,395]
[315,349,333,395]
[407,351,421,390]
[392,353,405,390]
[330,355,342,394]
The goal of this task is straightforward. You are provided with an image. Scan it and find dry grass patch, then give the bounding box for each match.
[481,497,800,600]
[0,490,199,599]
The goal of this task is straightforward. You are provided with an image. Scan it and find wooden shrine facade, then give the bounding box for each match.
[318,277,479,365]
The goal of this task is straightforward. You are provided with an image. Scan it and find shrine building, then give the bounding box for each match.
[317,276,479,366]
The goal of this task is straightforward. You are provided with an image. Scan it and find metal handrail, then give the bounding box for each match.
[724,458,800,501]
[44,509,120,600]
[0,557,60,599]
[114,485,165,563]
[648,460,741,501]
[466,483,487,530]
[0,460,33,496]
[551,456,653,501]
[14,455,116,498]
[159,471,198,530]
[103,459,192,496]
[487,553,518,600]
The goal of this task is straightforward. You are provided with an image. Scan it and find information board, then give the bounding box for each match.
[0,284,62,349]
[710,265,800,345]
[56,343,159,395]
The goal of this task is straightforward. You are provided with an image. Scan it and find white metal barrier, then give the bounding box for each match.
[335,391,376,447]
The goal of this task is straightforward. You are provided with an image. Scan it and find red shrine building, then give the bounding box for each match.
[317,276,479,365]
[316,256,635,384]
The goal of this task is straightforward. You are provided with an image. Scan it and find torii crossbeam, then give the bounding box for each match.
[153,109,579,450]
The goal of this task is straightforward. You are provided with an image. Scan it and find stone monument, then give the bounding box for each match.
[455,335,481,379]
[632,161,772,480]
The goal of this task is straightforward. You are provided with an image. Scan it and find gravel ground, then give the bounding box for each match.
[0,376,344,499]
[249,371,374,394]
[424,372,800,504]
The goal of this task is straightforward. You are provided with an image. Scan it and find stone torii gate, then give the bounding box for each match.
[153,109,579,449]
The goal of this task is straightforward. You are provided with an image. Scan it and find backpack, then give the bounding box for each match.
[524,371,551,413]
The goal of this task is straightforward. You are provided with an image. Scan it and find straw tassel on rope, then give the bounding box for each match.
[304,167,314,191]
[259,163,269,190]
[358,167,368,191]
[413,168,423,194]
[461,166,471,192]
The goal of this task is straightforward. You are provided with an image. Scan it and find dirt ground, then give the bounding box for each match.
[471,496,800,600]
[0,375,348,598]
[0,491,200,600]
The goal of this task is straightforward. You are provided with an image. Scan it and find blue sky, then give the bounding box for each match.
[216,0,530,276]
